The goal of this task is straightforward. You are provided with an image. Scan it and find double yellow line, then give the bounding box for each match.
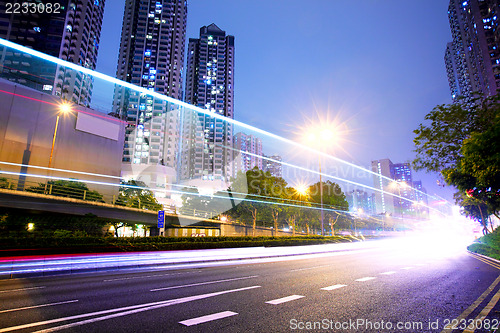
[441,252,500,333]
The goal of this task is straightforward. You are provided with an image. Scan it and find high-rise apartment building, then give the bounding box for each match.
[0,0,105,106]
[113,0,187,169]
[181,24,235,182]
[263,155,283,178]
[371,158,427,218]
[445,0,500,102]
[346,190,376,214]
[233,132,262,174]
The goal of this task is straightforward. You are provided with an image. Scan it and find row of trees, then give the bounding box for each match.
[181,168,354,235]
[413,95,500,233]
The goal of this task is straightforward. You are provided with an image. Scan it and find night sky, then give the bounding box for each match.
[93,0,455,202]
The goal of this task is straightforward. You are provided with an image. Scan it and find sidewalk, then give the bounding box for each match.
[0,242,374,279]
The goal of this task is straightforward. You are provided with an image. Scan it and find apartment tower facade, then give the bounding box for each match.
[445,0,500,102]
[113,0,187,168]
[181,23,235,183]
[0,0,105,106]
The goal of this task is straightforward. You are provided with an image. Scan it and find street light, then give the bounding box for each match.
[294,183,309,197]
[48,102,72,169]
[304,127,335,236]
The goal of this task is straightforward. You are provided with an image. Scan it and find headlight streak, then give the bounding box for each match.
[0,38,439,209]
[0,158,441,216]
[0,170,441,221]
[215,144,446,216]
[0,170,350,214]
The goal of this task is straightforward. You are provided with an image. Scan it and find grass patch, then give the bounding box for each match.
[467,228,500,260]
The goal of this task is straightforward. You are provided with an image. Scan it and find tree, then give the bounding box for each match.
[116,180,162,211]
[413,95,500,231]
[413,96,497,173]
[308,180,349,234]
[226,168,289,235]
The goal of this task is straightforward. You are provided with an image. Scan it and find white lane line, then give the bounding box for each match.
[380,271,396,275]
[150,275,258,292]
[355,277,376,282]
[266,295,304,305]
[104,272,197,282]
[179,311,238,326]
[401,267,414,270]
[290,265,330,272]
[0,300,78,314]
[0,286,45,294]
[321,284,347,291]
[1,285,261,333]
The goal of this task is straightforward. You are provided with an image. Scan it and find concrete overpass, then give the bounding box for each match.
[0,189,191,226]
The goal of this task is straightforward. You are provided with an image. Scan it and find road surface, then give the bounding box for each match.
[0,237,499,332]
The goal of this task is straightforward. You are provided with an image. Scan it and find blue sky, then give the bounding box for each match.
[94,0,454,201]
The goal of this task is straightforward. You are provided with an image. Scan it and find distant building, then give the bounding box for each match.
[445,0,500,102]
[263,155,282,178]
[233,132,262,174]
[113,0,187,171]
[371,158,394,215]
[181,24,235,183]
[346,189,376,214]
[0,0,106,106]
[371,158,427,219]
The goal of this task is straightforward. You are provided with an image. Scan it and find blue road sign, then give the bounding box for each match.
[158,210,165,228]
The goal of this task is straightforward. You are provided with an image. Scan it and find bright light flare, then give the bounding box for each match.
[294,183,309,197]
[303,125,338,149]
[377,217,476,261]
[58,102,72,114]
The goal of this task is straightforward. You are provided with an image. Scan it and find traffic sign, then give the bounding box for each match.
[157,210,165,228]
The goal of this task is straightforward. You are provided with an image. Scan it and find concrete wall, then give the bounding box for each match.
[220,224,307,237]
[0,79,125,198]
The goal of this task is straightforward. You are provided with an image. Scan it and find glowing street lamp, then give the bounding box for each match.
[48,102,72,169]
[294,183,309,198]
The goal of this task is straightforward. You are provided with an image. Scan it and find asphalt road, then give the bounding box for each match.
[0,238,499,333]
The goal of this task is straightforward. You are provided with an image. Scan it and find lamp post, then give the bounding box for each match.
[305,128,334,236]
[48,102,72,169]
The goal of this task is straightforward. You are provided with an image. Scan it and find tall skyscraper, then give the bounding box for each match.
[233,132,262,174]
[181,23,235,183]
[371,158,427,218]
[113,0,187,169]
[0,0,105,106]
[263,155,283,178]
[445,0,500,102]
[346,190,376,214]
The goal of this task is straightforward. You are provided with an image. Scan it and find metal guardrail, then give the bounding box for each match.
[0,175,161,212]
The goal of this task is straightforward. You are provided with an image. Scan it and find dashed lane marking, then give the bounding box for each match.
[179,311,238,326]
[0,286,261,333]
[266,295,305,305]
[355,277,376,282]
[321,284,347,291]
